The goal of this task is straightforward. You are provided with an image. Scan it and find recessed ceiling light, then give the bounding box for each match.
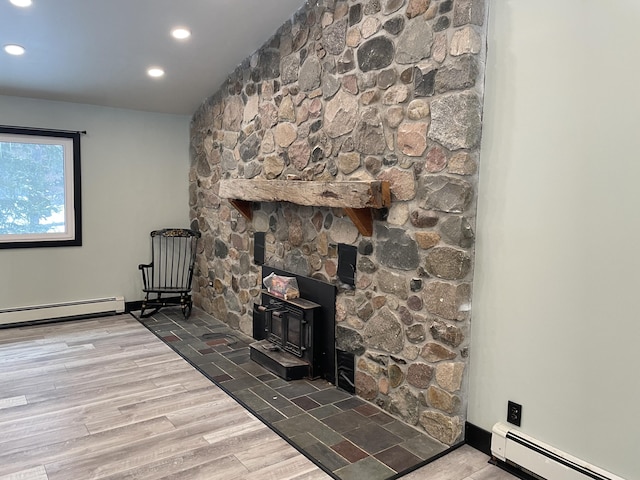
[171,27,191,40]
[147,67,165,78]
[10,0,32,7]
[4,44,25,56]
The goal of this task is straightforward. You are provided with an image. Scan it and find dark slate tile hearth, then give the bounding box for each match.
[136,307,450,480]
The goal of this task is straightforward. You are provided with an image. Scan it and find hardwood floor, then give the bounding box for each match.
[0,314,517,480]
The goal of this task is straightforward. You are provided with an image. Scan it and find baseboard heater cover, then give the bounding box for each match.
[0,297,125,325]
[491,422,625,480]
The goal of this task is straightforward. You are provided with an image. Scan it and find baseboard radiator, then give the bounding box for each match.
[0,297,125,326]
[491,422,624,480]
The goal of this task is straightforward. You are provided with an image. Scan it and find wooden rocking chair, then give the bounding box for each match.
[138,228,201,319]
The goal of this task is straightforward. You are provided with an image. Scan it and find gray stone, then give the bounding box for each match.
[324,90,359,138]
[377,68,397,89]
[377,269,409,300]
[377,168,416,201]
[322,73,341,99]
[414,64,436,97]
[383,15,405,35]
[337,49,356,74]
[221,149,236,172]
[419,411,463,445]
[424,247,472,280]
[383,0,405,15]
[244,161,262,179]
[281,54,299,85]
[389,385,419,426]
[363,307,404,353]
[453,0,485,26]
[434,15,451,32]
[375,226,420,270]
[239,132,261,161]
[420,342,457,362]
[421,175,473,213]
[440,216,475,248]
[322,18,348,55]
[222,95,244,131]
[435,55,479,93]
[396,17,433,64]
[214,238,228,258]
[196,155,211,177]
[357,36,395,72]
[406,324,426,343]
[407,295,423,311]
[424,281,471,320]
[407,363,434,388]
[398,305,413,325]
[337,325,366,355]
[365,0,382,15]
[410,209,439,228]
[387,202,410,225]
[430,319,464,347]
[329,218,359,244]
[258,49,281,80]
[357,301,374,321]
[349,3,363,25]
[284,250,310,276]
[354,107,386,155]
[358,256,377,274]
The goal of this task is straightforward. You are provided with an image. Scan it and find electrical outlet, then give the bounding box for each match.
[507,401,522,426]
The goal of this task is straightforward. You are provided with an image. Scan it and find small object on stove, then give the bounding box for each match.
[263,343,279,352]
[263,272,300,299]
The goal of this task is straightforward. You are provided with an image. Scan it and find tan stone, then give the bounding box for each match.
[259,102,278,128]
[420,342,457,362]
[387,203,410,226]
[372,295,387,309]
[377,167,416,201]
[324,90,358,138]
[389,364,405,388]
[433,32,447,63]
[426,386,461,414]
[261,130,275,154]
[424,2,438,20]
[342,74,359,95]
[379,376,390,395]
[274,122,297,147]
[289,139,311,170]
[278,95,296,122]
[419,411,463,445]
[382,85,410,105]
[407,99,430,120]
[244,94,259,124]
[338,152,361,174]
[407,0,430,18]
[361,17,381,38]
[347,27,361,47]
[321,11,334,27]
[404,345,419,361]
[435,362,465,392]
[450,26,482,56]
[449,152,477,175]
[263,154,285,179]
[397,122,428,156]
[415,231,440,249]
[385,106,405,128]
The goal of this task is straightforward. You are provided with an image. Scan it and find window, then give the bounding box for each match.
[0,126,82,248]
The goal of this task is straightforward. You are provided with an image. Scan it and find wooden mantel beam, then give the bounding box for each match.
[219,179,391,237]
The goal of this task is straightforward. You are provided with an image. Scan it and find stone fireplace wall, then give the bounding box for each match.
[189,0,487,446]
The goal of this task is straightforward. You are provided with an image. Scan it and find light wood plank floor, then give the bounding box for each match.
[0,314,517,480]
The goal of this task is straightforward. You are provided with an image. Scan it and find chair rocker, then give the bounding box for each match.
[138,228,201,319]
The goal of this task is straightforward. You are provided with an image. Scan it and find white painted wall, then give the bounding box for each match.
[0,95,190,308]
[470,1,640,479]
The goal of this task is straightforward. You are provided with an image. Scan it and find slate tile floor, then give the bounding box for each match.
[135,307,450,480]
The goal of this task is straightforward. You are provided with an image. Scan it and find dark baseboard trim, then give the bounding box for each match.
[465,422,492,456]
[124,300,143,313]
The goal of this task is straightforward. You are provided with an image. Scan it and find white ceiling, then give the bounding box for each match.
[0,0,305,115]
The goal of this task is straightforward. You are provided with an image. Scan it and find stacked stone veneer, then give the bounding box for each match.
[189,0,487,446]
